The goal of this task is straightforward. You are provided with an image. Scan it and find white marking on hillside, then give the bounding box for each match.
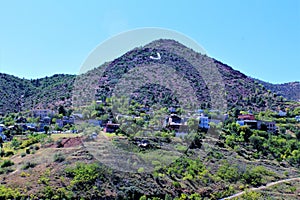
[150,52,161,60]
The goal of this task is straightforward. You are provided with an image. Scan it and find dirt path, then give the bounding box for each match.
[221,177,300,199]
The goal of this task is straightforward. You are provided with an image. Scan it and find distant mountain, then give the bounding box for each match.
[0,39,295,114]
[254,79,300,102]
[0,73,75,113]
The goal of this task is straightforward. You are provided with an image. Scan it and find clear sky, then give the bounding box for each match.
[0,0,299,83]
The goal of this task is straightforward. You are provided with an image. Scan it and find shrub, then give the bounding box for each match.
[56,139,64,148]
[33,145,40,151]
[4,151,14,157]
[20,138,38,149]
[1,160,14,168]
[54,153,65,163]
[22,162,37,170]
[240,190,261,200]
[217,161,240,182]
[10,138,20,149]
[0,167,14,175]
[65,162,107,191]
[0,185,23,199]
[20,171,30,177]
[172,181,181,188]
[242,166,272,186]
[137,167,144,173]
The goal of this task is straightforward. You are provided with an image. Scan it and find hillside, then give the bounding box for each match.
[73,39,286,112]
[0,73,75,113]
[0,40,299,199]
[0,39,296,114]
[254,79,300,102]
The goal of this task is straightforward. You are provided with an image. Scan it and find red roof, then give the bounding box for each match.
[238,114,255,120]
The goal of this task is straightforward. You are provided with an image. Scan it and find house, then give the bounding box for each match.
[278,110,287,117]
[0,133,7,141]
[236,120,245,126]
[237,120,277,132]
[199,116,210,129]
[62,116,73,125]
[223,114,229,120]
[26,123,37,131]
[0,124,5,133]
[197,109,204,114]
[263,121,277,132]
[166,114,183,131]
[296,116,300,122]
[244,120,259,129]
[237,120,259,129]
[54,116,75,127]
[69,117,75,124]
[238,114,255,120]
[38,123,48,132]
[56,119,64,128]
[104,122,120,133]
[32,109,55,118]
[42,116,51,124]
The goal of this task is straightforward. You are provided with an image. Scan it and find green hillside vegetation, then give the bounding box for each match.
[0,39,299,199]
[255,79,300,102]
[0,73,75,113]
[0,97,299,199]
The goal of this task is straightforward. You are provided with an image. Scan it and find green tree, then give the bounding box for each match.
[0,137,3,149]
[44,125,50,135]
[187,118,199,131]
[58,105,66,116]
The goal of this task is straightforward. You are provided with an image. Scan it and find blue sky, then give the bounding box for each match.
[0,0,299,83]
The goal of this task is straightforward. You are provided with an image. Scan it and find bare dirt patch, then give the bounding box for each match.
[47,137,83,148]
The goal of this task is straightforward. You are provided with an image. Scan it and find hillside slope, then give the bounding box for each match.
[0,73,75,113]
[254,79,300,102]
[73,39,285,112]
[0,39,294,113]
